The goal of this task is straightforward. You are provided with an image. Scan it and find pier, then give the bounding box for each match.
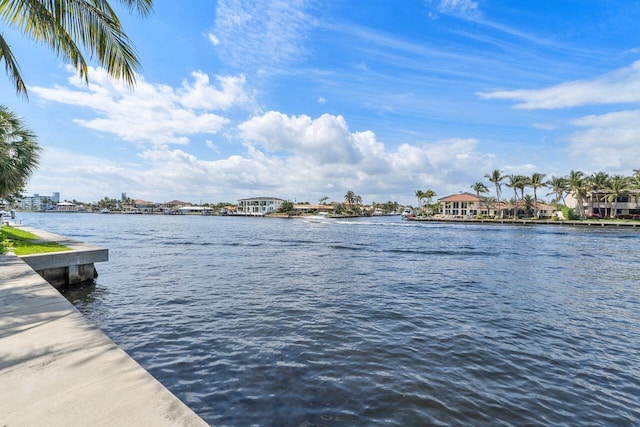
[0,229,207,426]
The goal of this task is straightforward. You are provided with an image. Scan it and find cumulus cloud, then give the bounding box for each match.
[30,67,253,145]
[568,109,640,170]
[29,112,496,204]
[478,60,640,110]
[238,112,360,164]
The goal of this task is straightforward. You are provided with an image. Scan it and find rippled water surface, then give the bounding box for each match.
[19,213,640,426]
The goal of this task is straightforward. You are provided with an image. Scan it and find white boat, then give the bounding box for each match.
[304,212,332,222]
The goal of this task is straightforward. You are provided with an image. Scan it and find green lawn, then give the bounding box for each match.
[1,225,71,255]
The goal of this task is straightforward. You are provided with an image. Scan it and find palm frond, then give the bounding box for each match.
[0,33,28,97]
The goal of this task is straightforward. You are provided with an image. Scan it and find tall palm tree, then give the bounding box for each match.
[588,171,609,217]
[423,189,436,215]
[506,175,525,217]
[484,169,505,217]
[0,105,40,199]
[546,175,567,214]
[415,190,425,213]
[567,170,587,218]
[607,175,628,218]
[0,0,153,96]
[630,170,640,205]
[529,173,546,218]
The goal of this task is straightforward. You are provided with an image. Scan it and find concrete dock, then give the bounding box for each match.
[0,251,207,425]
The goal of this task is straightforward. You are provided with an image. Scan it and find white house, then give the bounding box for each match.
[237,197,285,215]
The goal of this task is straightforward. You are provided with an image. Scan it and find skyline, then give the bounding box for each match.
[3,1,640,205]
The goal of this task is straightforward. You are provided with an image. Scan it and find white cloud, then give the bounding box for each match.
[238,111,360,164]
[207,32,220,45]
[28,112,496,204]
[428,0,481,20]
[205,140,220,153]
[478,60,640,110]
[213,0,314,73]
[532,122,559,131]
[317,96,327,104]
[568,109,640,171]
[30,67,253,145]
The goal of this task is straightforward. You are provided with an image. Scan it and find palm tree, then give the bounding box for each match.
[485,170,505,217]
[0,0,153,97]
[0,105,40,199]
[607,175,628,218]
[470,182,489,215]
[506,175,524,217]
[529,173,546,218]
[522,195,535,218]
[422,188,436,214]
[567,170,587,218]
[344,190,356,209]
[471,182,489,198]
[588,171,609,217]
[483,196,496,216]
[630,170,640,205]
[415,190,425,214]
[546,175,567,215]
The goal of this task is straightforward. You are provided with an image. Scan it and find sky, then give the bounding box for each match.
[3,0,640,205]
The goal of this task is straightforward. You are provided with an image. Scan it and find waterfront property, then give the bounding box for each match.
[237,197,285,215]
[438,192,555,218]
[18,192,60,211]
[292,203,334,215]
[438,192,488,217]
[567,190,640,218]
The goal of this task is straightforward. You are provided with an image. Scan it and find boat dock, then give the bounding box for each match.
[0,230,207,426]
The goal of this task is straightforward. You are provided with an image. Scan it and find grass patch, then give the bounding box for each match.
[1,225,71,255]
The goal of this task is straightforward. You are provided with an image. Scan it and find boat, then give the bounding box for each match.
[303,212,332,223]
[401,208,414,219]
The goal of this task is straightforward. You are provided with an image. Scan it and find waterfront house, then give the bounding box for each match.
[438,192,488,217]
[567,190,640,218]
[237,197,285,215]
[292,204,334,215]
[55,201,79,212]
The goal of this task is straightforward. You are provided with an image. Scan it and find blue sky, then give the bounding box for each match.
[3,0,640,205]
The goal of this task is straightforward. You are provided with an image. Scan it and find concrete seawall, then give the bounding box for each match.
[15,226,109,288]
[0,237,207,425]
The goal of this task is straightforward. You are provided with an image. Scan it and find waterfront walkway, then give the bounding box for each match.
[0,253,207,426]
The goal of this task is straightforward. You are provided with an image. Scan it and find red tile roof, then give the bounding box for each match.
[438,192,483,202]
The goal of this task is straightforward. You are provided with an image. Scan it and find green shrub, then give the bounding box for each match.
[562,206,578,220]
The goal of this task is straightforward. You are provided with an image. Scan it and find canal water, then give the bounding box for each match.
[18,213,640,426]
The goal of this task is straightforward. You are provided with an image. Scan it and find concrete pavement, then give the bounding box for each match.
[0,252,208,426]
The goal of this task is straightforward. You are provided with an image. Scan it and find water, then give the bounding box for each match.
[17,213,640,426]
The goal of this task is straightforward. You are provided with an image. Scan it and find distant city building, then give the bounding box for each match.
[237,197,285,215]
[19,192,60,211]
